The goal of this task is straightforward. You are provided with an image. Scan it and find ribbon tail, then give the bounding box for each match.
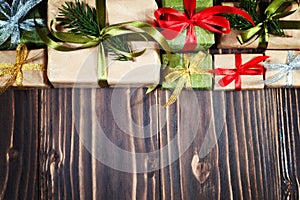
[97,43,108,87]
[279,20,300,29]
[164,76,186,107]
[0,69,18,95]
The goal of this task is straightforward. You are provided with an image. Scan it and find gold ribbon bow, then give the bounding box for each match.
[0,43,44,94]
[164,51,212,106]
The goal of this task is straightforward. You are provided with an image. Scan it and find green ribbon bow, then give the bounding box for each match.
[237,0,300,48]
[37,0,170,87]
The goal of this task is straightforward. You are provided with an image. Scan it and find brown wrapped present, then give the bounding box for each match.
[264,50,300,88]
[0,44,48,92]
[212,54,267,90]
[217,2,300,49]
[47,0,161,88]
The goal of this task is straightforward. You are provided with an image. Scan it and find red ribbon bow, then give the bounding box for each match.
[211,54,268,90]
[155,0,255,51]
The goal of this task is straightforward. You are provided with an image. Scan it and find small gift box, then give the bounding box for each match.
[212,54,268,90]
[47,0,164,88]
[161,51,212,105]
[264,50,300,88]
[0,44,48,93]
[155,0,255,52]
[157,0,214,51]
[217,1,300,49]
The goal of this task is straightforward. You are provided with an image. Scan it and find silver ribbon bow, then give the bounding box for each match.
[264,51,300,88]
[0,0,44,49]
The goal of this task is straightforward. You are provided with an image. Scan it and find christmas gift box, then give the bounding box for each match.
[264,50,300,88]
[155,0,255,52]
[217,0,300,49]
[212,54,268,90]
[0,44,48,93]
[0,0,49,92]
[46,0,169,88]
[159,0,214,51]
[161,51,212,106]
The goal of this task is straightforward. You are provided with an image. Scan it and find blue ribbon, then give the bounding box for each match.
[0,0,44,49]
[264,51,300,88]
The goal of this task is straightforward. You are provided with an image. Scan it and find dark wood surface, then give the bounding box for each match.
[0,88,299,199]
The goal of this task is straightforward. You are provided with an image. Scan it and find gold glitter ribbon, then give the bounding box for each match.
[164,51,212,106]
[0,43,44,94]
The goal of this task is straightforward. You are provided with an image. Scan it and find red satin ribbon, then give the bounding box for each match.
[211,54,268,90]
[155,0,255,51]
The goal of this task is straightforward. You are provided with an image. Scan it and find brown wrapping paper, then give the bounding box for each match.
[47,1,160,88]
[264,50,300,88]
[48,0,157,25]
[107,42,160,87]
[213,54,264,90]
[0,49,48,88]
[217,3,300,49]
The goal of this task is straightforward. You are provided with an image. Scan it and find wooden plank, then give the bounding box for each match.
[0,90,39,200]
[39,88,160,200]
[276,89,300,200]
[158,89,284,199]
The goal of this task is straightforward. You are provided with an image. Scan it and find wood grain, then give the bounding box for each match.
[0,90,39,200]
[158,89,300,200]
[39,88,161,200]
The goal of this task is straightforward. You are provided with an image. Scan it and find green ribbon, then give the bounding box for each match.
[237,0,299,48]
[37,0,170,86]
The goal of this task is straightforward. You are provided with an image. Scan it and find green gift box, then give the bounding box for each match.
[162,52,213,89]
[0,0,47,50]
[161,0,214,51]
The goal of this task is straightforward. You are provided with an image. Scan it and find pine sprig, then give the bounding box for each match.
[104,35,133,61]
[55,0,133,60]
[57,1,99,36]
[225,0,285,36]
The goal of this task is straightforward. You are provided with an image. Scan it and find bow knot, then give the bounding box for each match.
[264,51,300,87]
[237,0,299,48]
[0,43,44,94]
[164,51,212,106]
[155,0,255,51]
[211,54,268,90]
[0,0,44,49]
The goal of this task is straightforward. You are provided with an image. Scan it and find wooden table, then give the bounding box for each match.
[0,88,299,199]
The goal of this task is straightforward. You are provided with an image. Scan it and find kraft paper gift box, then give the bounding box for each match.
[0,48,48,89]
[47,0,161,88]
[161,52,213,89]
[159,0,214,51]
[213,54,266,90]
[217,2,300,49]
[264,50,300,88]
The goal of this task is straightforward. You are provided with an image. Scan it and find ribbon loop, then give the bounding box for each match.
[0,43,44,94]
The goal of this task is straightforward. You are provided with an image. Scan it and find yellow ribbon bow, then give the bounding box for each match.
[0,43,44,94]
[164,51,212,106]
